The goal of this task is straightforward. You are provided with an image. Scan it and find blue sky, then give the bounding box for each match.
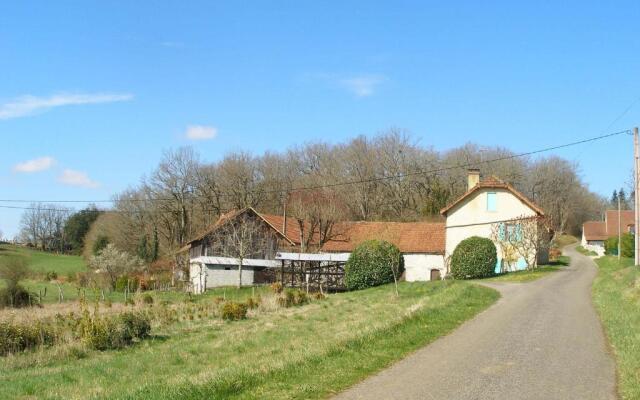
[1,1,639,238]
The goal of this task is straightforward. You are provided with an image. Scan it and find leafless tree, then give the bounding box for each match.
[491,215,552,271]
[288,190,346,252]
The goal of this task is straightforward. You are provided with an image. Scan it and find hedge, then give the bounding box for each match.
[450,236,497,279]
[344,240,403,291]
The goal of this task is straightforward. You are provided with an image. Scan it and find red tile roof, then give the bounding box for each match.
[440,175,544,216]
[582,210,635,241]
[321,221,445,254]
[582,221,608,241]
[605,210,635,237]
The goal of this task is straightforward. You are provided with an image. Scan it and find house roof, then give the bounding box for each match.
[582,210,635,241]
[321,221,446,254]
[440,175,545,216]
[178,207,296,253]
[605,210,635,236]
[182,208,446,255]
[582,221,608,241]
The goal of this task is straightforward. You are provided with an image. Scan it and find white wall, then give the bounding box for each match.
[403,253,445,281]
[190,262,256,293]
[445,188,539,268]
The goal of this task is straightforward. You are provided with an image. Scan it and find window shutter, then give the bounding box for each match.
[515,224,522,241]
[498,223,505,240]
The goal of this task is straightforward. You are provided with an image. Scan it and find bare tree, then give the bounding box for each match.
[491,215,552,271]
[213,212,272,288]
[288,190,346,252]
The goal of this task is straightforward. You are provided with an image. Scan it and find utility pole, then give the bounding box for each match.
[635,127,639,266]
[618,194,621,262]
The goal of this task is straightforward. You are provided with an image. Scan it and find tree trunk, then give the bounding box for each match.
[237,258,243,289]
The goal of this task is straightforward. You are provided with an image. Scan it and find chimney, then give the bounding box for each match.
[467,169,480,190]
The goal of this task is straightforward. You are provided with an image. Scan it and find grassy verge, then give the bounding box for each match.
[553,234,578,248]
[483,256,570,283]
[576,245,598,256]
[0,281,499,399]
[593,256,640,400]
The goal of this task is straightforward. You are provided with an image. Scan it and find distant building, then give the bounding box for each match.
[582,210,635,256]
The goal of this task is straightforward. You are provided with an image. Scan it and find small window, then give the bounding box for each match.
[487,192,497,212]
[224,267,231,271]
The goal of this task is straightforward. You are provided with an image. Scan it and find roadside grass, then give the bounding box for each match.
[0,281,499,400]
[482,256,570,283]
[576,245,598,256]
[593,256,640,400]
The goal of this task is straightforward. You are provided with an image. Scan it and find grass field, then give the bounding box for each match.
[0,281,499,400]
[552,234,578,248]
[482,256,570,283]
[576,245,598,256]
[592,256,640,400]
[0,244,87,275]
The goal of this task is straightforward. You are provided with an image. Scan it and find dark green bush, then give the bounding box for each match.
[45,271,58,281]
[0,321,57,356]
[450,236,497,279]
[142,293,154,305]
[344,240,403,291]
[605,234,634,258]
[0,284,35,308]
[120,312,151,341]
[221,301,248,321]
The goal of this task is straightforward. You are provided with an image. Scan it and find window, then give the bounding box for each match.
[487,192,497,212]
[499,223,522,242]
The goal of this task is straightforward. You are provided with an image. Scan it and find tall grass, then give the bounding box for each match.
[0,281,498,399]
[593,256,640,400]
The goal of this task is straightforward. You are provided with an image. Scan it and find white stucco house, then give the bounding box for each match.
[440,169,548,273]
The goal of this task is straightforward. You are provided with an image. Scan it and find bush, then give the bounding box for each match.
[245,296,260,309]
[45,271,58,281]
[270,282,283,294]
[115,276,140,293]
[605,234,634,258]
[450,236,497,279]
[277,289,309,307]
[77,310,150,350]
[344,240,403,291]
[221,301,248,321]
[0,320,57,356]
[312,292,326,300]
[141,293,154,305]
[0,284,35,308]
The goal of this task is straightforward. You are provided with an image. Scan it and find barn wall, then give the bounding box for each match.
[403,253,445,281]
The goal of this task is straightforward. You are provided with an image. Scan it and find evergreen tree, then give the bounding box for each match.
[137,234,149,262]
[619,188,629,209]
[151,227,159,262]
[611,190,619,208]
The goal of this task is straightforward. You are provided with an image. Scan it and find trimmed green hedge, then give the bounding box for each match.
[451,236,497,279]
[344,240,403,291]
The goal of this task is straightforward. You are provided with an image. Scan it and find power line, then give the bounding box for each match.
[0,128,631,208]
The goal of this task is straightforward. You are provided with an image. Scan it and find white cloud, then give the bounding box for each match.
[58,169,100,189]
[13,156,56,173]
[185,125,218,141]
[0,92,134,120]
[339,75,385,97]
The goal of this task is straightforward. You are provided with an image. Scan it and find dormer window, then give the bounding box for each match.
[487,192,497,212]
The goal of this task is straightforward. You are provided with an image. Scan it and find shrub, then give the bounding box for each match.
[142,293,154,305]
[344,240,403,291]
[45,271,58,281]
[450,236,497,279]
[0,284,35,308]
[77,310,150,350]
[221,301,248,321]
[115,276,140,293]
[245,296,260,309]
[0,320,57,356]
[277,289,309,307]
[312,292,326,300]
[605,234,634,258]
[270,282,283,294]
